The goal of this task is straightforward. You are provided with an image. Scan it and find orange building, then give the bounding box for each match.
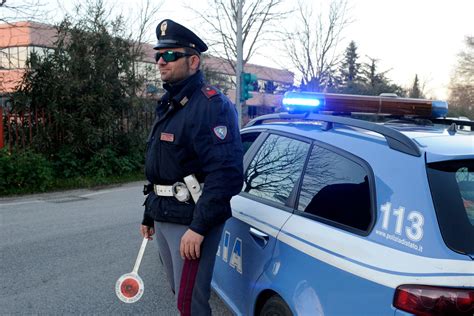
[0,21,294,118]
[0,21,57,93]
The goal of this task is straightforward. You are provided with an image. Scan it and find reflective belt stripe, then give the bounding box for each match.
[153,183,203,197]
[153,185,173,196]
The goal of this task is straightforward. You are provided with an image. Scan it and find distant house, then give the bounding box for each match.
[0,21,57,93]
[0,21,294,123]
[202,56,294,120]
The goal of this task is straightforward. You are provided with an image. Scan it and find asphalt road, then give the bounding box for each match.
[0,182,232,315]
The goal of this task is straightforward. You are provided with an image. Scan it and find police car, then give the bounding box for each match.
[211,92,474,315]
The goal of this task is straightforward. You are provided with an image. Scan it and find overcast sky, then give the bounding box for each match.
[20,0,474,99]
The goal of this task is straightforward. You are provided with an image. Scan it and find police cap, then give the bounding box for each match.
[154,19,208,53]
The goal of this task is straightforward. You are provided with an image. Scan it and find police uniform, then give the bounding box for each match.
[142,19,244,316]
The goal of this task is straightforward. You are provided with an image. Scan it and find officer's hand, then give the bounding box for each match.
[180,229,204,260]
[140,225,155,241]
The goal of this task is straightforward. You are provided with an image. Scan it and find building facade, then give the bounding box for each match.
[0,21,294,122]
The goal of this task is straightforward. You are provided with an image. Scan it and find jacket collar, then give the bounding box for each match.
[163,70,204,107]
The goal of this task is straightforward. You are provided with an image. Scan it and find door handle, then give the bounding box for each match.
[249,227,269,247]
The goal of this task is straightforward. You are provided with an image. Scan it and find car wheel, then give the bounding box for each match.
[260,294,292,316]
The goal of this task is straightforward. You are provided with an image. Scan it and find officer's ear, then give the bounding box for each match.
[188,54,201,71]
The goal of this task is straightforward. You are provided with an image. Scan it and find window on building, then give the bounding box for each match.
[8,47,19,68]
[243,134,310,206]
[134,61,161,90]
[28,46,53,60]
[135,61,156,78]
[252,80,259,92]
[18,47,28,68]
[248,106,257,118]
[274,82,292,94]
[0,46,53,69]
[0,48,8,69]
[298,145,372,231]
[264,80,276,93]
[247,105,274,119]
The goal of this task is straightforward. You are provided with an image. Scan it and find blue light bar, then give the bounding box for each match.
[281,91,448,118]
[282,91,324,108]
[431,100,448,118]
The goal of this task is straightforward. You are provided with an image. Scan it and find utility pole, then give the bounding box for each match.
[235,0,243,129]
[0,106,3,149]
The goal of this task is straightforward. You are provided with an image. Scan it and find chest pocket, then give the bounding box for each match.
[158,130,189,181]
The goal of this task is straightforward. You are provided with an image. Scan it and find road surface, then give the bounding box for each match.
[0,182,232,315]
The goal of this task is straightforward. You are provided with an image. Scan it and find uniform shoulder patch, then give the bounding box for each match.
[201,85,219,99]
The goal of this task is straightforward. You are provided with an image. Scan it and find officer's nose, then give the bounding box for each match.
[157,56,167,65]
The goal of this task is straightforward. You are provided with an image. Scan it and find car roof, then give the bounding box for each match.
[244,92,473,160]
[242,118,474,161]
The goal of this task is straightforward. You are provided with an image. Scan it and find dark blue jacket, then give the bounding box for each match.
[142,71,244,236]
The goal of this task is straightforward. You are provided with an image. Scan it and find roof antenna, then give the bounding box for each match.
[447,123,457,135]
[321,121,333,131]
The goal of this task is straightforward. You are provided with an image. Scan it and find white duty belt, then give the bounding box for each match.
[154,174,203,203]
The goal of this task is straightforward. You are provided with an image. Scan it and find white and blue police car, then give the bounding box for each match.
[211,92,474,316]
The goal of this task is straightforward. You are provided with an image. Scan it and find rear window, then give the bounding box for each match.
[427,159,474,255]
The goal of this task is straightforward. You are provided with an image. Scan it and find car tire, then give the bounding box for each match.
[260,294,292,316]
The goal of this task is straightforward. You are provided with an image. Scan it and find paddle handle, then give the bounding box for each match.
[132,238,148,274]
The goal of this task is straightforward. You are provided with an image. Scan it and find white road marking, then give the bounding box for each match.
[79,187,132,198]
[0,200,45,207]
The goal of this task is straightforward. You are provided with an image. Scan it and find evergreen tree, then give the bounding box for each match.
[359,57,406,96]
[338,41,361,92]
[408,74,423,98]
[14,2,150,176]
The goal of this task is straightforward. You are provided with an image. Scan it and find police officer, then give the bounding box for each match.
[140,19,244,316]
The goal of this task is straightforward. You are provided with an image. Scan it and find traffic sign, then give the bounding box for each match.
[115,272,144,303]
[115,238,148,303]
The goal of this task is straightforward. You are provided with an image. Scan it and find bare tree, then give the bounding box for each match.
[448,36,474,118]
[122,0,163,96]
[284,0,350,92]
[121,0,163,50]
[189,0,289,77]
[58,0,162,47]
[0,0,49,24]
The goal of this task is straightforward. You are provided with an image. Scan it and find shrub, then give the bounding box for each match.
[84,147,143,179]
[52,148,83,178]
[0,149,54,195]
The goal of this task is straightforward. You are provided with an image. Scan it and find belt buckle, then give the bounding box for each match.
[172,182,191,202]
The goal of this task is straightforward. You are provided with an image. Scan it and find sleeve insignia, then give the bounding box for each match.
[213,126,228,140]
[201,85,219,99]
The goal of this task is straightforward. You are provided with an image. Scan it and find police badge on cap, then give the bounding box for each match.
[154,19,208,53]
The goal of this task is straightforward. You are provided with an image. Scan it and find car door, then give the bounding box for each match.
[212,131,311,315]
[274,142,380,315]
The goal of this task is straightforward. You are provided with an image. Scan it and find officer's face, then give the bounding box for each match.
[156,48,199,84]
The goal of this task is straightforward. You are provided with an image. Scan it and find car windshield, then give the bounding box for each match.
[427,159,474,255]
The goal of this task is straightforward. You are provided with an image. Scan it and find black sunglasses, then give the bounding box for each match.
[154,51,194,63]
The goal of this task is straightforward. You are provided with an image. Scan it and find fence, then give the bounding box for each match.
[0,106,155,152]
[0,107,46,151]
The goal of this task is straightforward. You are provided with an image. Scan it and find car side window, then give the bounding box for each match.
[298,145,372,231]
[241,132,261,155]
[243,134,310,206]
